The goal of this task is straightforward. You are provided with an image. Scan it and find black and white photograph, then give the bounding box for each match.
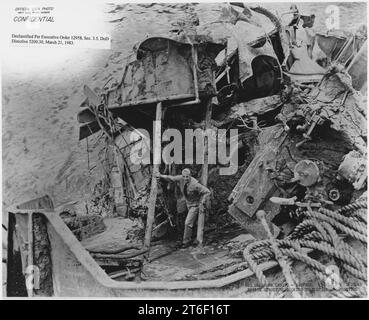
[1,1,367,300]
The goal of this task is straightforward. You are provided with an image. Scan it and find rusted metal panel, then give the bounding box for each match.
[228,125,288,238]
[121,41,195,102]
[117,36,225,105]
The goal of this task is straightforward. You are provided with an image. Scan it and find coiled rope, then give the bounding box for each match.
[243,198,367,297]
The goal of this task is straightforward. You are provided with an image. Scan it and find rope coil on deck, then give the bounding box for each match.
[243,199,367,297]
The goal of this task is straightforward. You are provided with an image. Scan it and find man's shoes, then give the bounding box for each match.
[180,242,192,249]
[192,239,199,247]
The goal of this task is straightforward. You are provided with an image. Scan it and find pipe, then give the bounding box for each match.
[170,98,201,108]
[216,67,231,83]
[152,218,169,232]
[109,93,196,110]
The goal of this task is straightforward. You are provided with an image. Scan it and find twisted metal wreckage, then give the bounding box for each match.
[6,4,368,297]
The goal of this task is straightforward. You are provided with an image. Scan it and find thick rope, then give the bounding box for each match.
[243,245,268,286]
[337,200,367,215]
[305,211,366,243]
[319,208,367,234]
[243,198,367,297]
[352,208,367,223]
[330,286,367,298]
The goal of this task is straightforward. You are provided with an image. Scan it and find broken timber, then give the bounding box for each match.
[197,99,213,247]
[144,102,163,251]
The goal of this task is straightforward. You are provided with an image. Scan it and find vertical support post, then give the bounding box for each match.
[144,102,162,250]
[197,99,212,247]
[114,144,138,199]
[86,136,90,172]
[27,212,33,297]
[111,157,128,217]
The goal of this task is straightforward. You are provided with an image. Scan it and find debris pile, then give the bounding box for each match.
[74,4,367,292]
[59,210,106,241]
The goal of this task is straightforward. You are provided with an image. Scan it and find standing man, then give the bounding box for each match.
[287,4,300,46]
[301,14,316,59]
[158,168,210,248]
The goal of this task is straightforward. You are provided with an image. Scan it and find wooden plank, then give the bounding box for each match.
[91,248,148,260]
[148,245,175,263]
[144,102,162,250]
[197,99,212,246]
[86,244,142,254]
[109,267,141,280]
